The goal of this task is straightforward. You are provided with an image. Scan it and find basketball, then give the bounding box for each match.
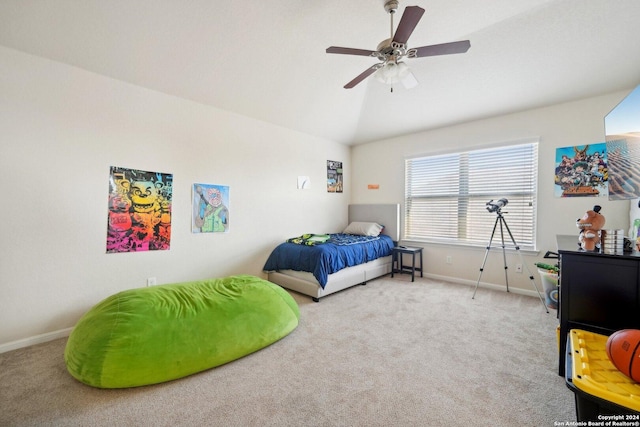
[606,329,640,382]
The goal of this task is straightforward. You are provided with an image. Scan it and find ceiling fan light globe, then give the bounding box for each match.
[374,61,412,85]
[401,69,419,89]
[396,61,410,78]
[374,63,399,84]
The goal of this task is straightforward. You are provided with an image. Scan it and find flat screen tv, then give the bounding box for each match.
[605,84,640,200]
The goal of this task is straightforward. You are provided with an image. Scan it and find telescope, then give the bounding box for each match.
[486,198,508,213]
[474,196,547,312]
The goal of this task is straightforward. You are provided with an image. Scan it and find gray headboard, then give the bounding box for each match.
[348,204,400,242]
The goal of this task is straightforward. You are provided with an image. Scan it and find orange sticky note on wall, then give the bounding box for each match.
[368,184,379,189]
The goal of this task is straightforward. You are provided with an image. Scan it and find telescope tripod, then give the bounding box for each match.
[472,210,548,313]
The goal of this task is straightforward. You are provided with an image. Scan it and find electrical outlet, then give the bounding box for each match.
[147,277,157,286]
[446,255,452,264]
[515,264,523,273]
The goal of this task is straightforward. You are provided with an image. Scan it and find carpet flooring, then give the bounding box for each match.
[0,276,575,426]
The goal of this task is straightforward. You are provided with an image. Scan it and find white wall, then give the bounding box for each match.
[351,91,633,293]
[0,46,351,350]
[2,42,635,350]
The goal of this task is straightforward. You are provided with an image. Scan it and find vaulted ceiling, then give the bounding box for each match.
[1,0,639,145]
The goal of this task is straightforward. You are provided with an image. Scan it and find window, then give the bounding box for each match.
[404,140,538,250]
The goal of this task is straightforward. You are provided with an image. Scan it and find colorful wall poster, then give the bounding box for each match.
[107,166,173,253]
[554,144,608,197]
[192,184,229,233]
[327,160,343,193]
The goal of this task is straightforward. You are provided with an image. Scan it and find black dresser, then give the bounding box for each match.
[557,234,640,376]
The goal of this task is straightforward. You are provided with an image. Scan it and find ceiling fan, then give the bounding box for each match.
[326,0,470,91]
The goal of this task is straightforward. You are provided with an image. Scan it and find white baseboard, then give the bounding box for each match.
[0,327,73,354]
[0,274,549,354]
[423,272,543,299]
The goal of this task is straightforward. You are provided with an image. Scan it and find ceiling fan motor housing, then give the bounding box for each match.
[376,38,395,55]
[383,0,399,14]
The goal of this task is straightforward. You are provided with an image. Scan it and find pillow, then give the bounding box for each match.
[343,221,383,236]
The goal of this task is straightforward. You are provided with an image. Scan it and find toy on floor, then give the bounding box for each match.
[576,205,605,251]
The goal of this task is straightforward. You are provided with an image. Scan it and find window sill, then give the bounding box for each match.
[401,239,540,257]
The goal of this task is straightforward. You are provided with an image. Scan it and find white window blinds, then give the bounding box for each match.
[404,141,538,250]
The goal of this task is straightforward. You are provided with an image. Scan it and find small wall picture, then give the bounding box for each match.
[192,184,229,233]
[327,160,343,193]
[297,176,310,189]
[107,166,173,253]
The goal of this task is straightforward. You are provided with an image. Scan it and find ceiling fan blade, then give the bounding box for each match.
[326,46,377,57]
[411,40,471,58]
[344,65,379,89]
[392,5,425,45]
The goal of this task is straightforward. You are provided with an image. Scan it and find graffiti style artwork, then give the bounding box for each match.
[192,184,230,233]
[107,166,173,253]
[554,144,608,198]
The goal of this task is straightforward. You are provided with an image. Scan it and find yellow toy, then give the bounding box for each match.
[576,205,605,251]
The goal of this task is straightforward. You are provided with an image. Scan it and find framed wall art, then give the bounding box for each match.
[327,160,343,193]
[192,183,230,233]
[554,144,607,198]
[107,166,173,253]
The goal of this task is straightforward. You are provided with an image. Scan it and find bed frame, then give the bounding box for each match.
[267,203,400,301]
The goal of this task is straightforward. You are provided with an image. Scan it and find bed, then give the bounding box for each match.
[264,204,400,301]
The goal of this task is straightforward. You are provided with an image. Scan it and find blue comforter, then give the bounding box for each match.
[263,234,395,288]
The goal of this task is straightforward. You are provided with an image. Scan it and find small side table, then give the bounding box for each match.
[391,246,423,282]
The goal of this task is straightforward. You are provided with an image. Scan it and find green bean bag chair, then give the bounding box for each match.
[64,275,299,388]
